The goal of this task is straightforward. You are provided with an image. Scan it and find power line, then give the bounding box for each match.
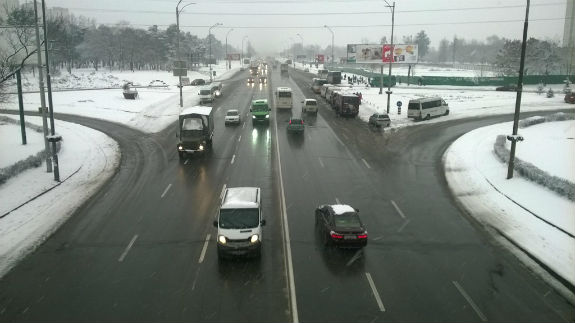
[62,2,564,16]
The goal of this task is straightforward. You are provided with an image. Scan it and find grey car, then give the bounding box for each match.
[368,113,391,127]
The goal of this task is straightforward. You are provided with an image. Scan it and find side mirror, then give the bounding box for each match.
[268,108,272,112]
[260,219,266,226]
[355,208,359,213]
[249,108,252,112]
[213,220,218,227]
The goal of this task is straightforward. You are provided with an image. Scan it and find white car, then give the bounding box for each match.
[224,109,241,125]
[301,99,318,115]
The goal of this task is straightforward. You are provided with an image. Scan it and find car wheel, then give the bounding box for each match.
[425,114,431,120]
[444,110,450,116]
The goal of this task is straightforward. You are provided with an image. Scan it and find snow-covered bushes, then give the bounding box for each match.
[519,112,574,128]
[494,134,575,201]
[0,117,61,185]
[518,116,545,128]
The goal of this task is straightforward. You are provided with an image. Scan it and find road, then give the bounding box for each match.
[0,66,573,322]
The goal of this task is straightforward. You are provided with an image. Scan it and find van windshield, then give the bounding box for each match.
[199,90,211,95]
[278,92,292,98]
[219,209,259,229]
[182,117,203,131]
[408,102,420,110]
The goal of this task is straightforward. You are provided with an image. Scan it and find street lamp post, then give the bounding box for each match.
[296,33,303,65]
[176,0,194,107]
[242,36,248,64]
[324,25,334,67]
[289,37,294,65]
[209,22,223,82]
[381,1,395,116]
[225,28,233,69]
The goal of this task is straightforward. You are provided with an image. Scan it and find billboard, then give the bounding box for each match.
[227,53,240,61]
[347,44,418,64]
[316,54,325,63]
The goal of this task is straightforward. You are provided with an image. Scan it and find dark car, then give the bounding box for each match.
[247,77,255,84]
[287,118,304,134]
[315,204,368,248]
[496,84,518,91]
[191,78,206,86]
[259,76,267,84]
[565,92,575,104]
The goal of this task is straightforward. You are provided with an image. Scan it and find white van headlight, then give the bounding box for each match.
[250,234,259,243]
[265,115,269,119]
[198,144,204,151]
[218,235,227,244]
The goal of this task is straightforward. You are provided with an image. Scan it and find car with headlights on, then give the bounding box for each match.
[315,204,367,248]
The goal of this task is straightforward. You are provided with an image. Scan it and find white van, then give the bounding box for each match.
[275,87,293,109]
[320,84,332,98]
[407,97,449,120]
[311,78,328,93]
[213,187,266,258]
[198,86,214,104]
[301,99,318,114]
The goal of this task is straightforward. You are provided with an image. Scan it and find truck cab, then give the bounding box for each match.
[198,86,214,104]
[177,106,214,159]
[250,99,271,125]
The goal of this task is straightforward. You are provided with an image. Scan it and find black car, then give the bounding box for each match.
[315,204,368,248]
[565,92,575,104]
[247,77,255,84]
[496,84,518,91]
[191,78,206,86]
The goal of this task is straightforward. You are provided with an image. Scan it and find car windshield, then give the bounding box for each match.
[219,208,259,229]
[333,213,362,228]
[226,111,238,116]
[306,101,317,105]
[181,117,203,131]
[278,92,292,98]
[199,90,211,95]
[252,103,268,111]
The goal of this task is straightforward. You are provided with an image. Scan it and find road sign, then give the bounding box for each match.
[173,60,188,77]
[396,101,402,106]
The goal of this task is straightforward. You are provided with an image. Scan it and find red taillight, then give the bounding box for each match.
[301,120,304,125]
[330,232,343,239]
[289,120,292,124]
[358,234,368,239]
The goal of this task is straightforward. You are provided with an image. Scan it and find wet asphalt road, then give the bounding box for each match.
[0,66,573,322]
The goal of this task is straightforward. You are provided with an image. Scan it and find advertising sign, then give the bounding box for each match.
[227,53,240,61]
[316,54,325,63]
[347,44,418,64]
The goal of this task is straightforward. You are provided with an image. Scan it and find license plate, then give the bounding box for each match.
[344,235,357,240]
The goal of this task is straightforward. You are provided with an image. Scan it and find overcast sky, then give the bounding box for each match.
[40,0,568,54]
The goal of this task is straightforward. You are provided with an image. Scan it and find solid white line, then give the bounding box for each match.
[184,159,189,165]
[361,158,371,169]
[220,183,227,200]
[335,136,345,146]
[274,111,299,323]
[198,234,211,264]
[335,197,341,204]
[160,183,172,199]
[390,200,406,219]
[118,234,138,262]
[365,273,386,312]
[341,133,349,140]
[238,135,242,142]
[242,122,246,128]
[452,281,488,322]
[397,219,411,232]
[231,154,236,164]
[318,157,325,168]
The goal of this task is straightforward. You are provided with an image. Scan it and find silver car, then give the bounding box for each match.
[368,113,391,127]
[224,109,241,125]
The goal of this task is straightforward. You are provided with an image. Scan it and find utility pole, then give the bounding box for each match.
[507,0,530,179]
[383,1,395,114]
[42,0,60,181]
[452,35,457,67]
[176,1,194,107]
[296,33,304,64]
[226,28,233,69]
[324,25,334,68]
[33,0,52,173]
[209,22,222,82]
[242,36,248,63]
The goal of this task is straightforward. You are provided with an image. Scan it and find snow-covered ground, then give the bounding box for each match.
[2,61,242,133]
[444,120,575,298]
[0,114,120,277]
[1,61,574,294]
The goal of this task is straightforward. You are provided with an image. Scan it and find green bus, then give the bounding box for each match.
[250,99,271,125]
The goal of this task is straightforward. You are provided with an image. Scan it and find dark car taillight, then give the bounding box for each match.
[330,232,343,239]
[358,234,368,239]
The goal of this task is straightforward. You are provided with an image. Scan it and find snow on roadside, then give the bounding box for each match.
[1,61,242,134]
[0,114,120,277]
[0,122,44,169]
[444,121,575,289]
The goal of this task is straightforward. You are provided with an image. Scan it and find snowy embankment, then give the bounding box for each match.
[444,118,575,298]
[2,61,242,134]
[0,114,120,277]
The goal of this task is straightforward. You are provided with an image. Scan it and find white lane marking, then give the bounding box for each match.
[361,158,371,169]
[274,110,299,323]
[242,122,246,128]
[118,234,139,262]
[365,273,386,312]
[220,184,227,200]
[160,184,172,199]
[198,234,211,264]
[397,219,411,233]
[318,157,325,168]
[184,159,190,165]
[238,135,242,142]
[341,133,349,140]
[335,197,341,204]
[452,281,488,322]
[390,200,406,219]
[335,135,345,146]
[231,154,236,164]
[191,267,201,290]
